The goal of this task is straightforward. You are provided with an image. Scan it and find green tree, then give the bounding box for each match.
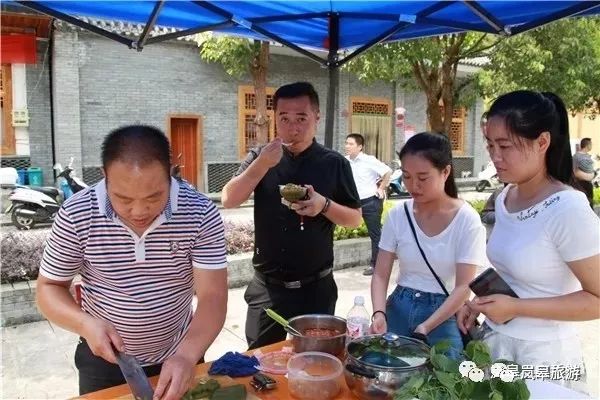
[480,17,600,116]
[345,33,500,134]
[197,34,271,143]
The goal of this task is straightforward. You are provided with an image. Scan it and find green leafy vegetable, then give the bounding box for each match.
[394,340,530,400]
[182,379,220,400]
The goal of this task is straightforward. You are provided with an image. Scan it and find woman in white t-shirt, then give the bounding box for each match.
[458,91,600,392]
[370,132,487,359]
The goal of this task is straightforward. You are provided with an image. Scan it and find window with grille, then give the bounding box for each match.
[449,107,466,154]
[238,85,276,158]
[351,101,390,116]
[350,97,393,164]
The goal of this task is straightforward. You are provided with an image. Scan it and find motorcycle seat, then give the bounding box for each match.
[28,186,60,198]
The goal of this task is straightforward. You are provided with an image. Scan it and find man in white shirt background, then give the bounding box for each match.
[345,133,392,276]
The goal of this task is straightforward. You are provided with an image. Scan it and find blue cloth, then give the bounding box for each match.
[208,352,259,377]
[386,285,463,360]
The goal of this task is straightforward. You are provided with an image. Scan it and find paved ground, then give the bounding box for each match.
[1,265,599,399]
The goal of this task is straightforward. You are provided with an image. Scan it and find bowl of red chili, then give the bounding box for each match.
[287,314,347,358]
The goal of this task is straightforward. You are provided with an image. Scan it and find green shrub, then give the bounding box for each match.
[593,187,600,206]
[468,199,486,215]
[1,229,49,284]
[333,199,394,241]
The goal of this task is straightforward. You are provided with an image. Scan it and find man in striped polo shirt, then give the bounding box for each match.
[36,126,228,399]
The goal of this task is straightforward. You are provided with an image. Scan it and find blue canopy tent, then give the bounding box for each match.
[16,0,600,147]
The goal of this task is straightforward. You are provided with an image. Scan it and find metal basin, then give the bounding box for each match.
[287,314,347,358]
[344,333,430,400]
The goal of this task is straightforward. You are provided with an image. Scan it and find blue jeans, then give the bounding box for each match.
[361,196,383,267]
[386,285,463,359]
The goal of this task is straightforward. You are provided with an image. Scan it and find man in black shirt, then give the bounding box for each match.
[222,82,362,349]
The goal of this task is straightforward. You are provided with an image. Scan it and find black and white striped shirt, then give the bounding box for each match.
[40,178,227,364]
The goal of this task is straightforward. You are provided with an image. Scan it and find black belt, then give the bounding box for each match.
[255,267,333,289]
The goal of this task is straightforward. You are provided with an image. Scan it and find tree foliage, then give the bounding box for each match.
[345,33,500,133]
[197,34,271,143]
[480,17,600,116]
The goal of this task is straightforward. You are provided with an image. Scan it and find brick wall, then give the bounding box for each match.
[52,30,83,178]
[47,27,485,190]
[27,40,53,184]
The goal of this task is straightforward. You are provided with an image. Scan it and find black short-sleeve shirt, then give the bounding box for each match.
[235,140,361,280]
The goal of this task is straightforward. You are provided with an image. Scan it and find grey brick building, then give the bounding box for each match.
[3,16,488,193]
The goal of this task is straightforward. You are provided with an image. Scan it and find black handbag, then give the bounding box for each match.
[403,202,480,347]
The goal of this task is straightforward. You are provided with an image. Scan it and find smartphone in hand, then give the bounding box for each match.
[469,268,519,298]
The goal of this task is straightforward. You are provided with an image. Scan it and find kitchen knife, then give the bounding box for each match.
[115,351,154,400]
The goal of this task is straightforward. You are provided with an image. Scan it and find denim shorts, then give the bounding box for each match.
[386,285,463,359]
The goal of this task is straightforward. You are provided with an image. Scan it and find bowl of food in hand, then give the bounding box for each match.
[279,183,308,203]
[287,351,343,400]
[287,314,347,358]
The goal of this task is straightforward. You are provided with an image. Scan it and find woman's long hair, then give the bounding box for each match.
[398,132,458,198]
[487,90,573,184]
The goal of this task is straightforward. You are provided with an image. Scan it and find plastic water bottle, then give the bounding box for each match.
[346,295,371,339]
[60,179,73,199]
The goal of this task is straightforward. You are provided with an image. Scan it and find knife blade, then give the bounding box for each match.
[115,351,154,400]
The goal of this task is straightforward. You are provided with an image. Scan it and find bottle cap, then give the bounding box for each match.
[354,295,365,306]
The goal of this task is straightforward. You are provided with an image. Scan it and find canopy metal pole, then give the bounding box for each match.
[324,14,340,149]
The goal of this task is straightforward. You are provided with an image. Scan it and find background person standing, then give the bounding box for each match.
[573,137,595,208]
[345,133,392,276]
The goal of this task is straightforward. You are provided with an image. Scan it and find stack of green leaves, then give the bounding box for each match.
[182,378,220,400]
[394,340,530,400]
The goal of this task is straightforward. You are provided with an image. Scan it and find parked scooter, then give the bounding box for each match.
[6,158,88,229]
[386,160,408,197]
[476,161,502,192]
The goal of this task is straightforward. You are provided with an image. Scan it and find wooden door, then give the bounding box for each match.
[169,117,202,189]
[1,64,15,155]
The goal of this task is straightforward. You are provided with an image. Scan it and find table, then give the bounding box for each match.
[77,341,355,399]
[77,341,591,400]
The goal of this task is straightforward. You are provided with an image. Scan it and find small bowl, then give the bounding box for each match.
[287,351,343,400]
[287,314,347,358]
[279,184,308,202]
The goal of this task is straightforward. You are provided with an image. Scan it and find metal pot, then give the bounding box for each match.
[344,333,430,400]
[287,314,347,358]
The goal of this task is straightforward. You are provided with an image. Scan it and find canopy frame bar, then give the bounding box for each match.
[511,1,600,35]
[248,12,329,24]
[419,17,497,33]
[144,21,235,45]
[192,1,328,65]
[16,0,136,48]
[462,1,506,34]
[136,0,165,50]
[336,1,453,68]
